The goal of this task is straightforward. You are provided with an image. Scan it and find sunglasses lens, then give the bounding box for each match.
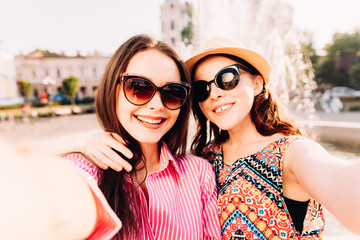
[124,77,155,105]
[193,81,211,102]
[161,84,188,110]
[216,67,240,90]
[193,65,240,103]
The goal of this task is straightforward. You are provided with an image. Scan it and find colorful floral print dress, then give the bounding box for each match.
[203,136,325,240]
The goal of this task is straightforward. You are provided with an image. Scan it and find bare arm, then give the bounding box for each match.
[84,132,133,172]
[284,138,360,234]
[0,142,97,240]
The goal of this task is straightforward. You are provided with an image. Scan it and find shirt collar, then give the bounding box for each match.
[158,142,186,180]
[123,142,187,182]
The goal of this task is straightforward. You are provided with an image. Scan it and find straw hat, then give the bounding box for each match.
[186,37,272,84]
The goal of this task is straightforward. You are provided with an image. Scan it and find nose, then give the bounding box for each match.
[147,91,165,111]
[209,82,225,100]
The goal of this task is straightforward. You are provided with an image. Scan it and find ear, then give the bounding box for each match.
[254,75,264,96]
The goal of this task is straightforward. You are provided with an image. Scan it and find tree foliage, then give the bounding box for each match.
[19,79,33,101]
[32,49,60,56]
[300,32,319,70]
[181,3,194,46]
[61,75,79,105]
[349,62,360,87]
[315,29,360,88]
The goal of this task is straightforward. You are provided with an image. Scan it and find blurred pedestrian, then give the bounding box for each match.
[21,103,30,123]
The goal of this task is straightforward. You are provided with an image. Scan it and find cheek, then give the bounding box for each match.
[198,102,212,117]
[236,87,255,106]
[169,109,180,126]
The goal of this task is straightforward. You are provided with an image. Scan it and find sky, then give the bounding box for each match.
[288,0,360,51]
[1,0,359,56]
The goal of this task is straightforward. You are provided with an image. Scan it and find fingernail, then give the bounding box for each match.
[113,166,122,172]
[124,165,132,172]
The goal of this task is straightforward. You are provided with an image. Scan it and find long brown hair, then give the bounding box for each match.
[190,55,302,157]
[95,34,191,239]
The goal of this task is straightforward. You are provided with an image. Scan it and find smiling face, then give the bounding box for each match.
[193,55,263,131]
[116,49,181,146]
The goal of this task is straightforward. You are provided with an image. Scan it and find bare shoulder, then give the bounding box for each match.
[283,136,338,179]
[286,137,328,159]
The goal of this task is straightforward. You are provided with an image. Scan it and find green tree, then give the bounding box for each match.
[300,31,319,71]
[316,29,360,88]
[181,3,194,46]
[349,63,360,87]
[19,79,33,102]
[32,49,60,56]
[61,75,79,105]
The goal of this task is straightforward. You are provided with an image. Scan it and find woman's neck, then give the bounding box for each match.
[135,142,161,174]
[226,115,262,147]
[223,115,284,164]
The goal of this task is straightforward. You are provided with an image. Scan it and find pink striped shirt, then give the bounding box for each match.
[65,143,221,239]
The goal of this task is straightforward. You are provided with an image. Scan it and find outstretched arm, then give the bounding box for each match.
[0,140,122,240]
[84,132,133,172]
[0,141,97,240]
[285,138,360,234]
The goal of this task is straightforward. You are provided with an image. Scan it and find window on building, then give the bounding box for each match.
[57,69,61,78]
[93,67,97,77]
[80,86,86,95]
[33,88,38,98]
[32,70,36,78]
[171,21,175,30]
[171,38,176,45]
[170,3,173,8]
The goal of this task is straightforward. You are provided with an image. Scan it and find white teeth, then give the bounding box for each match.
[214,104,232,113]
[136,116,162,124]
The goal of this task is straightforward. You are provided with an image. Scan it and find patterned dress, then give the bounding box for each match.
[203,136,325,240]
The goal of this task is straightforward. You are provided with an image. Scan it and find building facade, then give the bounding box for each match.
[160,0,191,53]
[15,50,110,100]
[0,45,24,106]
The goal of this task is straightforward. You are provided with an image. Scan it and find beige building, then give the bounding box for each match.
[15,50,110,99]
[160,0,191,52]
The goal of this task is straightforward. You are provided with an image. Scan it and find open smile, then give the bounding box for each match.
[214,103,233,113]
[135,115,166,125]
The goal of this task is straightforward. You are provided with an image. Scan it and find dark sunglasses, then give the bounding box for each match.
[118,74,190,110]
[193,64,241,102]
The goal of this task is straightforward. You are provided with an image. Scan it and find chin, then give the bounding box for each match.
[215,123,235,131]
[134,136,163,145]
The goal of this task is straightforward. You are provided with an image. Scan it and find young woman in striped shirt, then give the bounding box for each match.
[85,37,360,239]
[66,34,221,239]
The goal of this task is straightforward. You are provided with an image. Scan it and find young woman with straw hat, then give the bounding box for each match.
[84,37,360,239]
